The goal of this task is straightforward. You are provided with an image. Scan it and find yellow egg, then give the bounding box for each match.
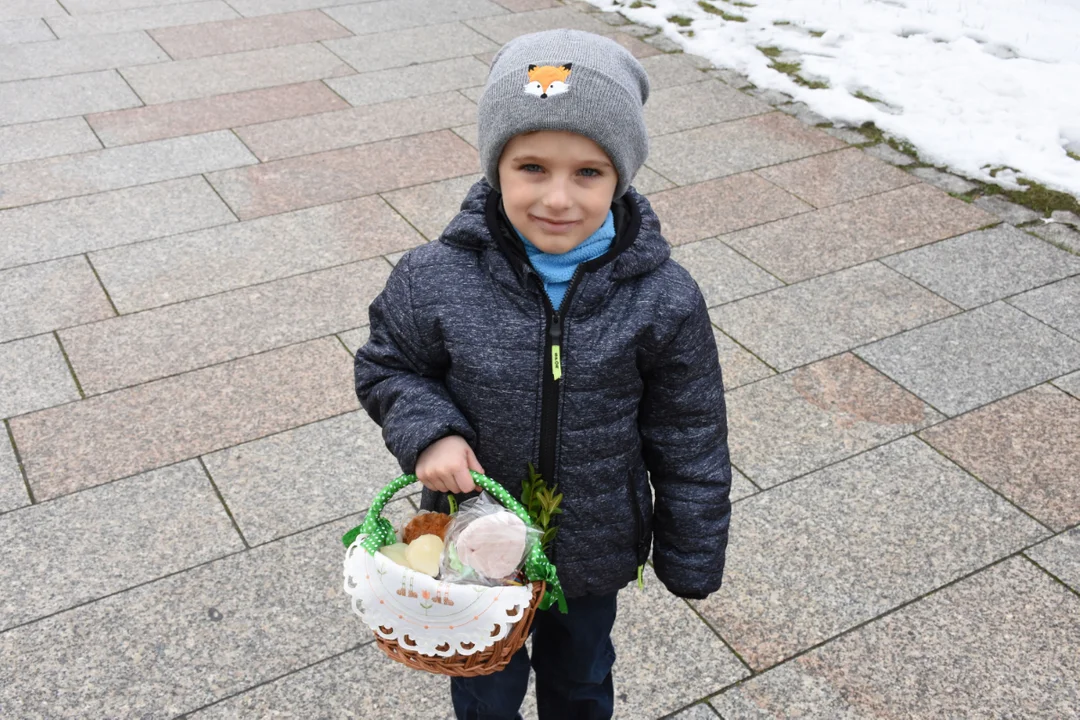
[405,534,444,577]
[378,542,411,568]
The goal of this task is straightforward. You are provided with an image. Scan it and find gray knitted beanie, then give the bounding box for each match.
[477,29,651,200]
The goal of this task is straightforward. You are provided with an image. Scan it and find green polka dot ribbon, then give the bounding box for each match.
[341,472,567,614]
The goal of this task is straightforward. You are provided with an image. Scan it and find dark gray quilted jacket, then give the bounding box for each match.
[354,179,731,599]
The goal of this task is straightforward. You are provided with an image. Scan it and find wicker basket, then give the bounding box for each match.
[342,472,565,677]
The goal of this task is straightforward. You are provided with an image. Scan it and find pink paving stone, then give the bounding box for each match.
[9,337,358,501]
[920,384,1080,531]
[647,172,812,246]
[149,10,353,60]
[754,147,919,208]
[722,183,998,283]
[206,129,479,219]
[86,81,349,147]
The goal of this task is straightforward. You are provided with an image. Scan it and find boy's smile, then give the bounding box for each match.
[497,130,618,254]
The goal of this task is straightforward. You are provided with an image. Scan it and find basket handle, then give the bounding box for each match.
[342,471,567,613]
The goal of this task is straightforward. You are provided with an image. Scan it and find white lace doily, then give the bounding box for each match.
[343,537,535,657]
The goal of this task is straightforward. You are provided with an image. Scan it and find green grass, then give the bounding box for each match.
[757,45,782,58]
[697,1,746,21]
[773,20,791,25]
[760,51,830,89]
[629,1,654,8]
[1068,151,1080,162]
[981,178,1080,216]
[667,14,692,26]
[809,30,825,37]
[853,90,883,104]
[732,1,756,6]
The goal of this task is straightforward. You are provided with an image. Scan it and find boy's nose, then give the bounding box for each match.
[543,180,573,210]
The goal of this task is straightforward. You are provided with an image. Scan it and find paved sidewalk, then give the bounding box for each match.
[2,0,1079,717]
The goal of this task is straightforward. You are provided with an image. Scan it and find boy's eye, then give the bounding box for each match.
[578,168,601,178]
[521,163,543,173]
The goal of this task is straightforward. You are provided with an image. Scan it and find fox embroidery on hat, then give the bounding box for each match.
[525,63,572,98]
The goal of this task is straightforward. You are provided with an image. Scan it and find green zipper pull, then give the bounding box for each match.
[549,313,563,381]
[637,564,645,590]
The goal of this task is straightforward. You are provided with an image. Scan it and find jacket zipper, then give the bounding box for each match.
[533,265,585,566]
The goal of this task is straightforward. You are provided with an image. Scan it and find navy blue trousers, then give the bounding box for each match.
[450,591,618,720]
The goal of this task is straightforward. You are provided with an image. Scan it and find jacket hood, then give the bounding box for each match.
[439,179,670,282]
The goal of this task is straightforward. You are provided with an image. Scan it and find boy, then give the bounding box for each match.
[355,29,731,720]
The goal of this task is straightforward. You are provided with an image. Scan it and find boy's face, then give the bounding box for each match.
[497,130,618,255]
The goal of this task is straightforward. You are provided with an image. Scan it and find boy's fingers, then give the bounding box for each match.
[453,466,475,494]
[465,447,485,476]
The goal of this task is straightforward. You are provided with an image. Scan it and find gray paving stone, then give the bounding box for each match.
[324,22,498,74]
[189,643,451,719]
[0,255,114,343]
[863,142,916,166]
[721,183,997,282]
[0,513,369,718]
[823,125,869,145]
[47,1,238,37]
[643,32,682,53]
[648,112,845,186]
[89,195,419,312]
[881,224,1080,309]
[671,236,783,307]
[710,556,1080,718]
[0,432,29,514]
[1009,276,1080,340]
[1029,221,1080,254]
[381,173,484,242]
[669,704,721,719]
[228,0,367,16]
[0,17,55,43]
[638,53,707,90]
[326,57,490,108]
[1050,209,1080,228]
[60,258,390,395]
[694,437,1048,669]
[0,0,66,22]
[630,165,674,195]
[0,177,235,271]
[909,166,978,194]
[0,461,243,632]
[778,102,829,127]
[204,411,401,545]
[0,117,101,166]
[1053,369,1080,399]
[326,0,507,36]
[857,302,1080,416]
[0,130,256,211]
[458,84,484,103]
[746,87,792,106]
[645,80,771,137]
[725,353,944,488]
[464,6,610,43]
[710,324,775,390]
[0,70,142,127]
[10,337,359,501]
[0,30,168,83]
[338,326,370,356]
[237,91,477,161]
[973,193,1041,225]
[120,42,353,105]
[706,67,752,88]
[729,466,757,502]
[452,122,479,149]
[712,262,957,372]
[0,334,80,419]
[1026,527,1080,593]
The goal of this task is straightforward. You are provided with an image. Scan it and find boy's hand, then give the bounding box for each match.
[415,435,484,495]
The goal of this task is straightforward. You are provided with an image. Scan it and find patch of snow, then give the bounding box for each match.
[588,0,1080,198]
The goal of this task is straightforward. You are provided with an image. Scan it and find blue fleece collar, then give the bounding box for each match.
[515,211,615,311]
